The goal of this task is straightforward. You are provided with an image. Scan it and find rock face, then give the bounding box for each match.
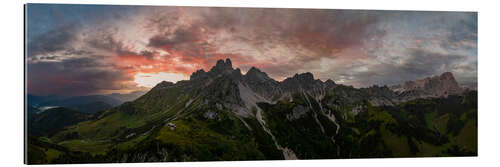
[210,58,234,75]
[35,58,476,163]
[190,69,206,80]
[243,67,280,99]
[181,59,469,110]
[281,72,324,92]
[391,72,465,99]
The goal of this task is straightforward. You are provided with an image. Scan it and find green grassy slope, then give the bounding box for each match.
[28,107,92,136]
[27,85,477,163]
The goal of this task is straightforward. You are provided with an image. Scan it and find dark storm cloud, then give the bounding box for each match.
[63,48,93,56]
[144,7,385,76]
[139,50,156,59]
[442,12,477,52]
[199,8,383,56]
[144,13,223,70]
[148,27,203,49]
[27,24,79,58]
[85,29,140,57]
[26,4,478,96]
[335,48,469,87]
[27,56,136,96]
[448,13,477,42]
[26,21,143,96]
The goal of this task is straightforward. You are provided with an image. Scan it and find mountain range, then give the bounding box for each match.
[27,91,146,114]
[27,59,477,164]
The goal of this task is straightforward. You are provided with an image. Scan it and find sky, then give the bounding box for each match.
[26,4,477,96]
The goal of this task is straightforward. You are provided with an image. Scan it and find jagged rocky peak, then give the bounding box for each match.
[391,72,464,97]
[211,58,233,71]
[281,72,324,91]
[437,72,460,88]
[190,69,206,80]
[247,66,263,75]
[325,79,335,85]
[440,72,454,80]
[294,72,314,81]
[283,72,316,84]
[190,59,237,80]
[230,68,243,80]
[225,58,232,66]
[244,66,274,83]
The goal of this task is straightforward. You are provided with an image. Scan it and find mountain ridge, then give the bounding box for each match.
[175,59,470,109]
[27,58,477,164]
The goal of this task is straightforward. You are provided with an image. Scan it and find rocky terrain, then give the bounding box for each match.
[391,72,467,100]
[27,59,477,164]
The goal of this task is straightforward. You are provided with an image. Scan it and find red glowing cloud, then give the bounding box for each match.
[26,6,477,96]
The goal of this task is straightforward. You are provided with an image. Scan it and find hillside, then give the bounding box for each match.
[26,59,477,164]
[28,107,92,136]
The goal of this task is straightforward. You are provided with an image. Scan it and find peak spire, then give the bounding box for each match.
[189,59,237,80]
[225,58,232,67]
[213,59,233,70]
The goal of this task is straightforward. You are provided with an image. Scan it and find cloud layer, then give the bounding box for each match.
[26,4,477,96]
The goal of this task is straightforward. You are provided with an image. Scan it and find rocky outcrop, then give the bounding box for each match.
[281,72,323,91]
[391,72,465,100]
[154,59,470,117]
[210,58,234,74]
[243,67,280,99]
[190,69,206,80]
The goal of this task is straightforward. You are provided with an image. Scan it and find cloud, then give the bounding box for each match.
[27,57,140,96]
[328,48,472,87]
[442,12,478,52]
[27,24,80,60]
[143,8,386,78]
[26,5,478,96]
[201,8,384,59]
[26,22,149,95]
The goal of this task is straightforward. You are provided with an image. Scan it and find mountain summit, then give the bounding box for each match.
[391,72,465,99]
[30,58,476,163]
[187,59,468,107]
[211,58,234,72]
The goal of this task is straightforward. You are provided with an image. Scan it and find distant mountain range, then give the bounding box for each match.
[27,59,477,164]
[27,91,146,114]
[390,72,468,99]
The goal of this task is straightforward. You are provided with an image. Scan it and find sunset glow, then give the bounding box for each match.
[26,4,477,96]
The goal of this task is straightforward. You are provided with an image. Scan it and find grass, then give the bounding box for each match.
[27,144,47,164]
[424,111,450,134]
[366,107,397,125]
[155,120,196,148]
[436,114,450,134]
[381,130,410,156]
[58,139,112,155]
[413,139,443,157]
[351,127,360,135]
[152,117,267,161]
[44,149,63,162]
[28,87,476,163]
[116,134,149,151]
[454,119,477,152]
